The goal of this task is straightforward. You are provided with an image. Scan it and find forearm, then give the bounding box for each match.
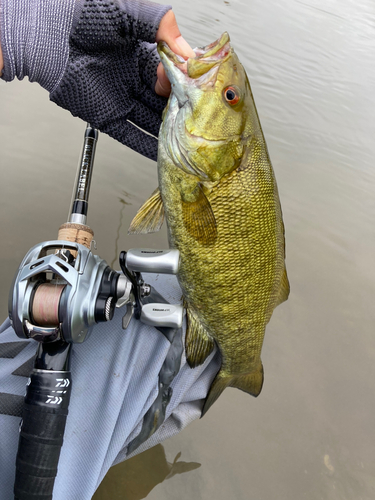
[0,24,3,75]
[0,0,76,90]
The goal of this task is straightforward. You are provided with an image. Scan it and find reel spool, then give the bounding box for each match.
[31,283,66,327]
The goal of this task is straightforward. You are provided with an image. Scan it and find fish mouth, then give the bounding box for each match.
[188,31,232,78]
[158,32,232,89]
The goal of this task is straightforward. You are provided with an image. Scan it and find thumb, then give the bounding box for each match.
[155,10,195,96]
[156,10,195,59]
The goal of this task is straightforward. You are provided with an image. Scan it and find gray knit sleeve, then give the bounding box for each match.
[0,0,75,91]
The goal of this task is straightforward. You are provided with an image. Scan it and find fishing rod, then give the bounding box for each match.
[9,124,183,500]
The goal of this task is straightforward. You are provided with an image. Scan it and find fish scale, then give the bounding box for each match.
[129,32,289,415]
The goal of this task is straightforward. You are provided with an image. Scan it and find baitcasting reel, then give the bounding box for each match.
[9,242,183,344]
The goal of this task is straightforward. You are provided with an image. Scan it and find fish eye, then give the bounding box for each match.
[224,86,240,105]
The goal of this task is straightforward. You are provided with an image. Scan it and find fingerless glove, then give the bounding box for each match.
[0,0,172,160]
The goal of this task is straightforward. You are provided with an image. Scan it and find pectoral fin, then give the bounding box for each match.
[128,188,164,234]
[181,184,217,246]
[202,362,264,417]
[185,307,215,368]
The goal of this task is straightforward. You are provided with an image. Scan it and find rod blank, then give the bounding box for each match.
[69,124,99,225]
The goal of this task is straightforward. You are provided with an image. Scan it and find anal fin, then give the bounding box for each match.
[185,307,215,368]
[128,188,164,234]
[202,361,264,417]
[229,362,264,397]
[275,267,290,307]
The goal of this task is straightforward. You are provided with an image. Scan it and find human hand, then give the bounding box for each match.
[0,0,193,161]
[50,1,186,160]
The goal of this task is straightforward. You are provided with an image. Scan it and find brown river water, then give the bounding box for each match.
[1,0,374,498]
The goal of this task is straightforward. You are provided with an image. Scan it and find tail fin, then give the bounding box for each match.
[201,362,264,417]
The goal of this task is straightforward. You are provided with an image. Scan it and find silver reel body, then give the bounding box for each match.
[9,240,110,343]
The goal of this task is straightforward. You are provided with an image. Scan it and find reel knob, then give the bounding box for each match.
[125,249,180,275]
[140,303,184,329]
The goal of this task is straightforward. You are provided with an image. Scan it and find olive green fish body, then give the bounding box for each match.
[158,133,287,412]
[129,33,289,415]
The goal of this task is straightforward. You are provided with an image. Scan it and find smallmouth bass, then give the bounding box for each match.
[129,32,289,416]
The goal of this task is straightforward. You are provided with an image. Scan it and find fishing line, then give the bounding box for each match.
[32,283,65,326]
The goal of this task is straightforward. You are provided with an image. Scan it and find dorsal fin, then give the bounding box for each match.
[128,188,164,234]
[185,307,215,368]
[181,184,217,246]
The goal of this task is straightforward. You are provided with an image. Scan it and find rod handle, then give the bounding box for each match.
[14,370,72,500]
[57,222,94,250]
